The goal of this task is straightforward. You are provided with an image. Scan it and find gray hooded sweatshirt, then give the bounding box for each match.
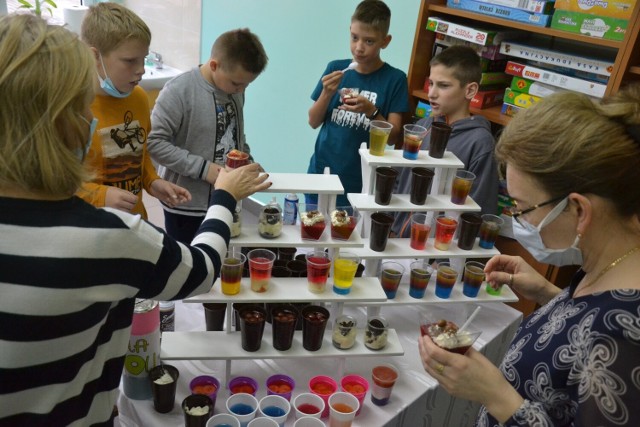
[391,115,498,237]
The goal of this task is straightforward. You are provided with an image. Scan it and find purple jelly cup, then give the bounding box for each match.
[228,376,259,396]
[189,375,220,408]
[266,374,296,401]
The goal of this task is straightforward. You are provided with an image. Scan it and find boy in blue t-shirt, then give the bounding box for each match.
[306,0,409,207]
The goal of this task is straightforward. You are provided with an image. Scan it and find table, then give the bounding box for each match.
[116,300,522,426]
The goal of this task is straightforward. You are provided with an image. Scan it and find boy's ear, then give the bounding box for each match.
[381,34,392,49]
[209,58,219,72]
[464,81,479,100]
[89,47,101,63]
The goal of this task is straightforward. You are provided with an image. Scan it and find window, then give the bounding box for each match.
[6,0,84,25]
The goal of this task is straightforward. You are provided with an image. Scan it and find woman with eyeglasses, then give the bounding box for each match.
[419,85,640,426]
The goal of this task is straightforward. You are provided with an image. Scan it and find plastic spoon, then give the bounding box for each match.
[459,306,481,332]
[341,61,357,73]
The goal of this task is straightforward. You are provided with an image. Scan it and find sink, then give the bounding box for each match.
[140,64,183,91]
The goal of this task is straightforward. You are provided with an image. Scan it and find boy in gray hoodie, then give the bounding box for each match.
[148,29,268,243]
[391,45,498,237]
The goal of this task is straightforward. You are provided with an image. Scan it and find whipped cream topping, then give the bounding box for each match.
[301,210,324,226]
[331,210,352,227]
[153,372,174,385]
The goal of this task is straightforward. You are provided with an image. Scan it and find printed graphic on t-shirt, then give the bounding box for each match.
[330,90,378,130]
[214,101,238,165]
[96,110,144,195]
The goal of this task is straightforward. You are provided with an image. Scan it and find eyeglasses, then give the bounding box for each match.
[508,195,567,226]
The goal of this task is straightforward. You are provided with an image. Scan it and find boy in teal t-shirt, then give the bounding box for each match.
[306,0,409,207]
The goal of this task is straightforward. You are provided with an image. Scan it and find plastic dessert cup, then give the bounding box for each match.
[207,413,241,427]
[328,391,359,427]
[451,170,476,205]
[309,375,338,418]
[369,120,393,156]
[293,392,325,419]
[293,417,325,426]
[299,203,326,240]
[189,375,220,408]
[409,261,433,299]
[402,124,427,160]
[410,213,431,250]
[305,250,332,293]
[369,212,394,252]
[410,167,435,205]
[330,206,360,240]
[434,215,458,251]
[340,374,369,416]
[221,250,246,295]
[182,394,214,427]
[226,149,250,170]
[420,316,482,355]
[428,122,452,159]
[226,393,259,427]
[149,364,179,413]
[270,305,298,351]
[229,376,259,396]
[374,166,398,206]
[266,374,295,401]
[463,261,486,298]
[364,316,389,350]
[379,262,404,299]
[301,305,330,351]
[479,214,504,249]
[435,261,458,299]
[457,212,482,251]
[370,364,398,406]
[339,87,360,103]
[247,249,276,293]
[332,314,357,350]
[238,306,267,352]
[332,252,361,295]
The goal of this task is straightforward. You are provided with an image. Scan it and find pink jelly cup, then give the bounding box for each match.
[266,374,296,401]
[308,375,337,418]
[189,375,220,408]
[340,374,369,416]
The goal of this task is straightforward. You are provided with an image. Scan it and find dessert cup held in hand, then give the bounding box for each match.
[369,212,394,252]
[435,261,458,299]
[330,206,360,240]
[428,122,452,158]
[379,262,404,299]
[298,203,326,240]
[266,374,295,401]
[365,315,389,350]
[340,374,369,416]
[270,304,299,351]
[374,166,398,206]
[369,120,393,156]
[328,391,359,427]
[238,305,267,352]
[410,167,435,205]
[332,314,358,350]
[339,87,360,103]
[226,392,259,427]
[434,215,458,251]
[229,376,259,396]
[190,375,220,408]
[402,123,428,160]
[301,305,330,351]
[305,250,332,293]
[463,261,486,298]
[457,212,482,251]
[419,311,482,355]
[451,170,476,205]
[221,249,246,295]
[182,393,214,427]
[247,249,276,292]
[293,392,325,419]
[410,213,431,250]
[308,375,338,418]
[370,364,398,406]
[332,251,361,295]
[149,364,179,414]
[409,260,433,299]
[226,149,250,170]
[479,214,504,249]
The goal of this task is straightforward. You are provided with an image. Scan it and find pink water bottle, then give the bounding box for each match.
[122,299,160,400]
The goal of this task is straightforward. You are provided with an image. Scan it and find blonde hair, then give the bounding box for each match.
[0,14,95,197]
[81,2,151,54]
[495,84,640,217]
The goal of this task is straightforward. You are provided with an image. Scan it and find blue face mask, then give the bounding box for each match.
[98,53,131,98]
[76,116,98,161]
[512,197,583,266]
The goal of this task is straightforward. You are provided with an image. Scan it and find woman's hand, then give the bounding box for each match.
[149,179,191,208]
[485,254,560,306]
[215,162,271,201]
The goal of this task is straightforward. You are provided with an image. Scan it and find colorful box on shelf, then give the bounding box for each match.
[426,16,521,46]
[554,0,636,19]
[447,0,554,28]
[473,0,556,13]
[435,33,507,60]
[415,101,432,118]
[471,88,506,109]
[499,40,615,76]
[504,88,542,108]
[510,76,566,97]
[505,61,607,97]
[480,72,513,86]
[550,9,629,41]
[501,102,525,117]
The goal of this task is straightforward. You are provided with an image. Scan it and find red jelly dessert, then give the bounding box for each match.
[226,149,250,169]
[330,209,356,240]
[421,319,477,355]
[300,209,326,240]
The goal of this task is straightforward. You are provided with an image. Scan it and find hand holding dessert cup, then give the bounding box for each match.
[339,87,360,104]
[225,149,250,170]
[419,313,481,355]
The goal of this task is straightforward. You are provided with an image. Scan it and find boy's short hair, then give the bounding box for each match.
[431,45,482,86]
[210,28,268,75]
[352,0,391,36]
[81,2,151,54]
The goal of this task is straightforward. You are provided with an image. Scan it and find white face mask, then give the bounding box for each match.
[512,197,583,266]
[97,53,131,98]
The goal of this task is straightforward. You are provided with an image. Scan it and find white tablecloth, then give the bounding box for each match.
[115,298,522,427]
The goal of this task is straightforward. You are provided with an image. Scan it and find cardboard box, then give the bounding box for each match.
[527,60,609,83]
[480,72,513,86]
[504,88,543,108]
[471,88,506,109]
[435,33,506,60]
[426,16,521,45]
[505,61,607,97]
[554,0,636,19]
[550,10,629,41]
[416,101,432,118]
[474,0,555,13]
[499,40,615,76]
[447,0,553,28]
[510,76,566,97]
[501,102,525,117]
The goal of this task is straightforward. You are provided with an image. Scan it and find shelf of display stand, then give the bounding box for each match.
[259,172,344,194]
[350,238,499,259]
[359,147,464,168]
[160,328,404,361]
[183,277,387,304]
[230,224,364,249]
[346,278,519,306]
[347,193,481,213]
